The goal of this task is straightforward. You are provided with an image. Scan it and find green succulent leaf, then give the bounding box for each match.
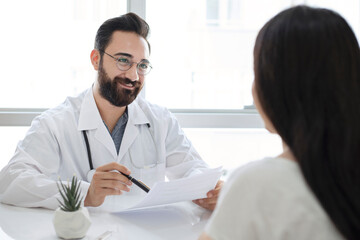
[56,176,83,212]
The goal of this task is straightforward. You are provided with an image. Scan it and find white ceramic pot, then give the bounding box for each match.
[53,207,91,239]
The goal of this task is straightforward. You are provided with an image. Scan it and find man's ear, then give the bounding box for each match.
[90,49,100,70]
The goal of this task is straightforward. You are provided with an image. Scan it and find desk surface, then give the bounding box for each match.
[0,202,210,240]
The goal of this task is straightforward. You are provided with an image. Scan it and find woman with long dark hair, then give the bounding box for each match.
[200,5,360,240]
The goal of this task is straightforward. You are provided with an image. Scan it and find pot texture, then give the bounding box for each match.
[53,207,91,239]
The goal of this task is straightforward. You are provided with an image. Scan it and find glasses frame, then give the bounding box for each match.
[100,50,152,75]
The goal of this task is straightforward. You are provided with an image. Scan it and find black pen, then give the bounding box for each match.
[119,172,150,193]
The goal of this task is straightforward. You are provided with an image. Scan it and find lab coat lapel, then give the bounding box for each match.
[94,124,117,159]
[78,88,99,131]
[78,87,117,159]
[118,98,150,161]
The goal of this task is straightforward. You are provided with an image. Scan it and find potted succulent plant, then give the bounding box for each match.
[53,176,91,239]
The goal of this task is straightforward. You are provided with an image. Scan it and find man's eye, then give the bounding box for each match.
[118,57,130,64]
[139,63,149,69]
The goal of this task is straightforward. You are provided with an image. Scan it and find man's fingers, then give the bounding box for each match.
[192,199,216,211]
[97,180,131,192]
[85,162,135,207]
[193,180,225,211]
[93,171,132,185]
[204,197,218,205]
[96,162,131,175]
[93,187,123,198]
[207,180,224,194]
[196,197,217,205]
[207,189,219,198]
[85,183,124,207]
[200,202,214,210]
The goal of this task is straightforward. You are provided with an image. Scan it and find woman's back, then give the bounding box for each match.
[205,157,344,239]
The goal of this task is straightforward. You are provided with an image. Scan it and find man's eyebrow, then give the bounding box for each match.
[113,52,133,58]
[113,52,149,63]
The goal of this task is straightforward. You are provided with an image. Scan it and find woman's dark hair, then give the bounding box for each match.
[254,5,360,239]
[94,12,150,57]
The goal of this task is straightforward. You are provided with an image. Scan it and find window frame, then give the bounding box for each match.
[0,108,263,128]
[0,0,263,129]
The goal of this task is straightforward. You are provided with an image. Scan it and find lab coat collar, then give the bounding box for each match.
[127,97,150,127]
[78,88,102,131]
[118,97,151,161]
[77,87,151,130]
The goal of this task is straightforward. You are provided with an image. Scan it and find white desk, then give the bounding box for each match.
[0,202,210,240]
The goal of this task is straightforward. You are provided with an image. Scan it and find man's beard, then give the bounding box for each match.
[97,65,143,107]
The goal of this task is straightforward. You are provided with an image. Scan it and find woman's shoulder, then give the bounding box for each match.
[224,157,322,209]
[226,157,301,190]
[208,158,344,239]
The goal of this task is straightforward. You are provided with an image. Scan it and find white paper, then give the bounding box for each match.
[116,202,206,226]
[0,227,13,240]
[117,167,222,212]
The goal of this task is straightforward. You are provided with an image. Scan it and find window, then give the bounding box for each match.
[1,0,359,109]
[146,0,296,109]
[0,0,127,108]
[0,0,359,171]
[145,0,360,109]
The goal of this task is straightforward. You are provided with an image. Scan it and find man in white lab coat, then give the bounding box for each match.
[0,13,222,210]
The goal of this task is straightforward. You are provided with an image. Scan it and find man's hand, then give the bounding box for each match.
[193,180,224,211]
[84,162,132,207]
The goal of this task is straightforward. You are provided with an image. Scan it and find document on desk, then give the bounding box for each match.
[118,167,222,212]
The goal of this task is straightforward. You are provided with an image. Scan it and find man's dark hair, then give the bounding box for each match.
[254,5,360,239]
[94,12,150,57]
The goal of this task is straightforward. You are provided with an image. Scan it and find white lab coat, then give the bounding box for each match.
[0,88,208,210]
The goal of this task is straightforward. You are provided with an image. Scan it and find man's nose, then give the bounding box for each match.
[125,64,139,81]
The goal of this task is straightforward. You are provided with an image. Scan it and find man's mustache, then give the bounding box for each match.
[114,77,141,88]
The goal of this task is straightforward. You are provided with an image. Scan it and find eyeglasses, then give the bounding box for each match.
[100,50,152,75]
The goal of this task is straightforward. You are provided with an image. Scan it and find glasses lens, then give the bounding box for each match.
[116,56,132,71]
[137,61,152,75]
